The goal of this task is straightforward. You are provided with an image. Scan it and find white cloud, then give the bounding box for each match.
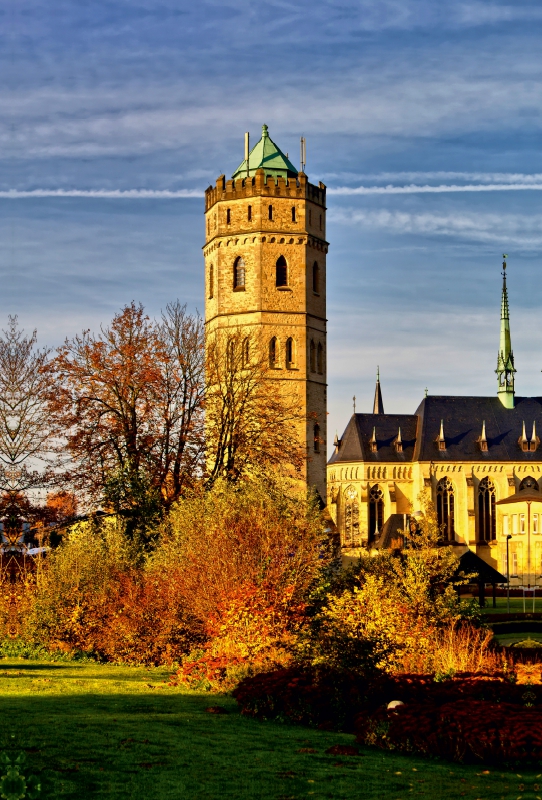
[328,183,542,195]
[329,208,542,248]
[2,189,202,198]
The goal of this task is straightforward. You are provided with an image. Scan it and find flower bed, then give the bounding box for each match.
[232,666,366,730]
[356,699,542,765]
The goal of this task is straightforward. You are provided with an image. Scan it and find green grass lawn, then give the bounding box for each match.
[0,658,539,799]
[480,596,542,614]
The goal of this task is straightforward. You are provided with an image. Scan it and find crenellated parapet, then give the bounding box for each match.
[205,168,326,212]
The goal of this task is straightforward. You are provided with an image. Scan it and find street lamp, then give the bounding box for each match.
[506,534,512,614]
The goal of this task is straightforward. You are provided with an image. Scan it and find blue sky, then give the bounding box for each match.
[4,0,542,447]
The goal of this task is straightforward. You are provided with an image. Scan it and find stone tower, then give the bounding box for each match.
[203,124,328,500]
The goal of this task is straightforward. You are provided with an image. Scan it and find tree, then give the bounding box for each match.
[204,327,307,486]
[48,302,205,534]
[0,317,55,542]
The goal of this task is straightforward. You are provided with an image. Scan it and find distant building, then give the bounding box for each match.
[328,259,542,586]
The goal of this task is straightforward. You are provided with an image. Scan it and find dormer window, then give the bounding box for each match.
[436,419,446,451]
[394,428,403,453]
[369,427,377,453]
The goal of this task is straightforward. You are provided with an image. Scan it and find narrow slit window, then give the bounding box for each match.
[291,206,296,222]
[247,205,252,221]
[242,338,249,366]
[269,337,277,367]
[275,256,288,287]
[208,264,214,299]
[317,343,323,374]
[309,340,315,372]
[319,214,322,230]
[309,210,312,225]
[314,423,320,453]
[286,337,294,366]
[520,513,526,534]
[512,552,518,575]
[226,208,231,224]
[268,204,273,221]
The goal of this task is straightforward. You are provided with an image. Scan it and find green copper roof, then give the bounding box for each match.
[232,125,299,179]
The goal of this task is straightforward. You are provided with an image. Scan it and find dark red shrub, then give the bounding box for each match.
[357,699,542,765]
[233,666,367,730]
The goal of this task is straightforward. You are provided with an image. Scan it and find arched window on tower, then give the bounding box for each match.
[269,337,277,368]
[226,339,235,371]
[242,338,250,367]
[276,256,288,287]
[369,484,384,541]
[309,340,316,372]
[268,204,273,221]
[312,262,319,293]
[208,264,214,299]
[436,477,455,541]
[286,337,294,367]
[314,423,320,453]
[234,257,246,289]
[317,343,323,374]
[478,476,496,542]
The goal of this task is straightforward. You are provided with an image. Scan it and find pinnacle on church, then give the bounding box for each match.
[496,255,516,408]
[373,367,384,414]
[232,125,299,180]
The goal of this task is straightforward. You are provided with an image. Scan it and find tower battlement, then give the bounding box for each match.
[205,168,326,212]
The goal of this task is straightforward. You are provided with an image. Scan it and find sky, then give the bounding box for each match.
[4,0,542,451]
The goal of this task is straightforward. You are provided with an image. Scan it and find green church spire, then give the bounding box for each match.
[496,255,516,408]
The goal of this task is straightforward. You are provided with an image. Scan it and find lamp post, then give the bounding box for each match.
[506,534,512,614]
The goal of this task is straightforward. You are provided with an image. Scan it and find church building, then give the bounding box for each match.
[327,260,542,587]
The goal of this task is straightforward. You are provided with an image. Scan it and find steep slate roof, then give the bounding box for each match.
[414,395,542,462]
[328,413,418,464]
[232,125,299,179]
[329,395,542,465]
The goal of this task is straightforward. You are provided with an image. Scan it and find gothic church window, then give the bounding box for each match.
[478,477,496,542]
[344,485,360,547]
[310,340,316,372]
[269,337,277,367]
[317,343,323,374]
[436,477,455,541]
[369,484,384,540]
[234,257,246,289]
[276,256,288,287]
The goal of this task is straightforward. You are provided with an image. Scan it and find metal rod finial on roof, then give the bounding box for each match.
[300,136,306,172]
